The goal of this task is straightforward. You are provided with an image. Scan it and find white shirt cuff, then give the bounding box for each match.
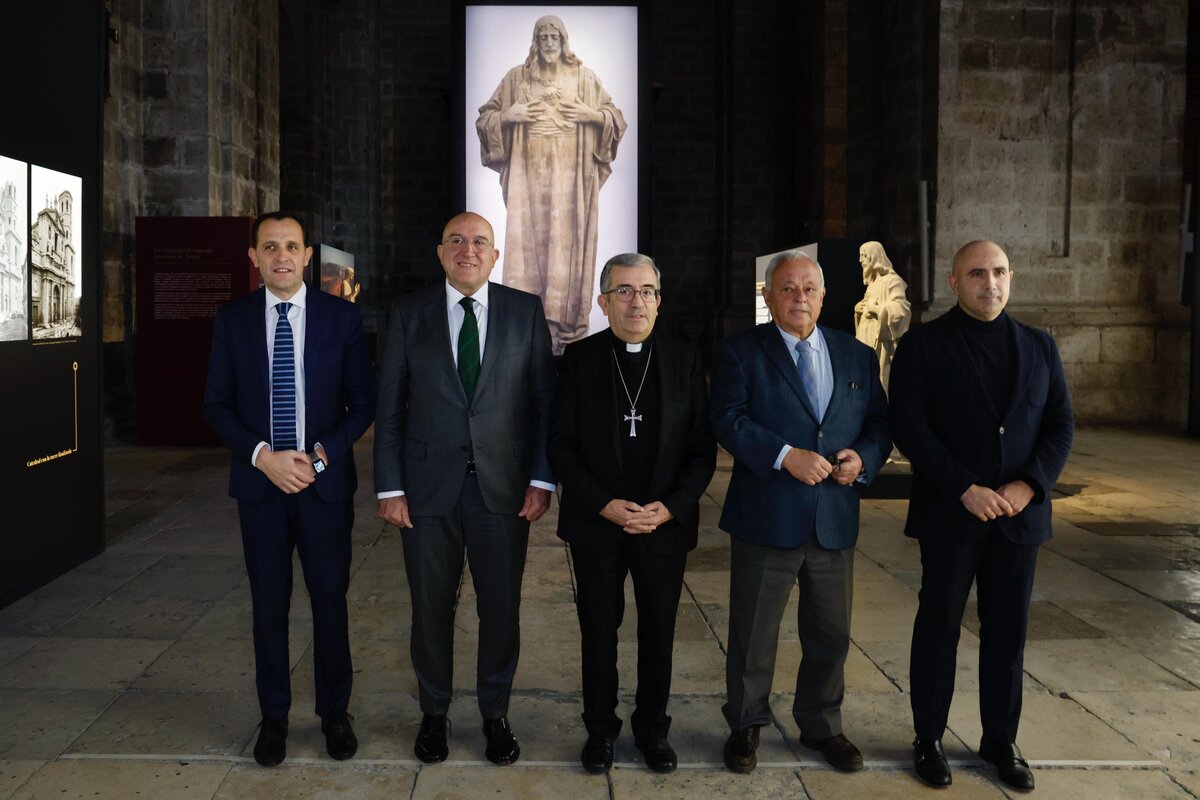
[773,445,792,470]
[377,490,405,499]
[251,441,269,467]
[529,480,556,492]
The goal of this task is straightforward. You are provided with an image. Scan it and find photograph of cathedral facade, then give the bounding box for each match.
[30,166,81,340]
[0,155,26,342]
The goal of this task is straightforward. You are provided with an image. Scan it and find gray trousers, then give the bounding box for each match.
[724,535,854,738]
[402,473,530,719]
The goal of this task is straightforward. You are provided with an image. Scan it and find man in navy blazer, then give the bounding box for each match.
[203,212,376,767]
[890,240,1073,791]
[711,250,889,774]
[374,212,555,766]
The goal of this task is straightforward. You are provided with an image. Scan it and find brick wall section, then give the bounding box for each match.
[101,0,281,441]
[846,0,938,302]
[935,0,1189,424]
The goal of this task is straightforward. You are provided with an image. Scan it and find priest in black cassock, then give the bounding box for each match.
[548,253,716,775]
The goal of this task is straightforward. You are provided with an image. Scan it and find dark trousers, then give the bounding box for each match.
[570,536,687,742]
[724,535,854,738]
[909,528,1039,743]
[402,473,530,719]
[238,488,354,722]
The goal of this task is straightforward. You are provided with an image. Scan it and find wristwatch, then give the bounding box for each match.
[309,453,326,475]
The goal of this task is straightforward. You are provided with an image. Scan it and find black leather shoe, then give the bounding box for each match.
[321,711,358,761]
[636,737,678,773]
[581,733,615,774]
[483,716,520,765]
[723,726,760,774]
[799,733,864,772]
[979,739,1035,791]
[913,737,952,787]
[414,714,449,764]
[253,717,287,767]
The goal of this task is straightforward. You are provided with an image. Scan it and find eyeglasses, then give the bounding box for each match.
[604,286,659,303]
[444,235,492,251]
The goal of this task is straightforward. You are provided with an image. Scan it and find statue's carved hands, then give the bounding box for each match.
[502,101,547,124]
[558,101,603,124]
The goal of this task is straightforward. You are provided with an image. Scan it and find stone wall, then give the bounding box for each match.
[102,0,280,440]
[935,0,1189,424]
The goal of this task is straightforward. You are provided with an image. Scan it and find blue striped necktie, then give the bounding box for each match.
[271,302,297,451]
[795,339,819,413]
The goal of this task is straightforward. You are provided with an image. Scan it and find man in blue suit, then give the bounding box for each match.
[711,250,890,774]
[203,212,376,767]
[890,240,1073,791]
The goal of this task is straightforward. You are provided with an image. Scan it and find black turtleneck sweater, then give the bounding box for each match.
[610,330,660,502]
[951,304,1015,416]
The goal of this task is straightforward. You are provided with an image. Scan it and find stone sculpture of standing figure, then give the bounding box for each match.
[476,15,626,355]
[854,241,911,393]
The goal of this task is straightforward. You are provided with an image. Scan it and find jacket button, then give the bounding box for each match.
[999,426,1005,435]
[817,431,824,438]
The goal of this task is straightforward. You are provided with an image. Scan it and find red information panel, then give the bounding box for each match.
[135,217,255,445]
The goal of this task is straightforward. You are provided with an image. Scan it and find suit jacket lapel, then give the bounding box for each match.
[423,286,467,403]
[756,324,819,422]
[822,326,845,423]
[252,289,269,403]
[476,283,501,395]
[1001,322,1033,422]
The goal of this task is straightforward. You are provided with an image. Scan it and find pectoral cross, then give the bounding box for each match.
[624,408,643,437]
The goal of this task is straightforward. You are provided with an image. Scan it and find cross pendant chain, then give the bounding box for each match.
[624,408,643,437]
[612,344,654,440]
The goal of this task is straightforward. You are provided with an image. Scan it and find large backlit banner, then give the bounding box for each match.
[464,4,639,355]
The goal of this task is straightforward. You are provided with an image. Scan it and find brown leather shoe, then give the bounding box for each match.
[723,726,760,774]
[800,732,864,772]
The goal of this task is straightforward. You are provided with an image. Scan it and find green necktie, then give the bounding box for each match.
[458,296,480,400]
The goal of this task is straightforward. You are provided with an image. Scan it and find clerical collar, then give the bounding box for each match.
[609,329,652,354]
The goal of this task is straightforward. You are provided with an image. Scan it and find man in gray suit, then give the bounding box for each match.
[710,251,890,774]
[375,211,556,766]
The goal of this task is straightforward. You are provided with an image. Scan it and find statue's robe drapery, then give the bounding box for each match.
[477,64,625,354]
[854,271,911,392]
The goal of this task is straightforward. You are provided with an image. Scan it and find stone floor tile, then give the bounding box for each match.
[1171,769,1200,796]
[130,525,246,557]
[508,637,582,693]
[663,641,726,694]
[1029,768,1193,799]
[0,761,43,800]
[412,765,609,800]
[1071,691,1200,766]
[0,596,96,637]
[68,691,258,756]
[265,691,418,761]
[0,639,37,670]
[348,600,413,641]
[0,638,171,690]
[799,768,1008,799]
[1104,569,1200,602]
[54,597,212,640]
[0,689,119,759]
[849,596,921,642]
[347,568,410,604]
[611,768,803,800]
[962,599,1107,640]
[1116,637,1200,685]
[683,571,730,604]
[1022,639,1195,693]
[946,690,1154,762]
[109,565,245,603]
[131,638,260,692]
[10,760,231,800]
[769,642,898,695]
[1031,552,1163,603]
[1064,598,1200,639]
[213,763,417,799]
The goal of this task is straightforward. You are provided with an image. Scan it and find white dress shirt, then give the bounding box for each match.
[251,284,308,466]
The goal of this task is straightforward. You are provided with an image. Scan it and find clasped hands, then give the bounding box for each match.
[782,447,863,486]
[257,444,326,494]
[959,481,1034,521]
[601,499,673,534]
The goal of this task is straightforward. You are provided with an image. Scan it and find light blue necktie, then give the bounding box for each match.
[271,302,297,451]
[795,339,819,414]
